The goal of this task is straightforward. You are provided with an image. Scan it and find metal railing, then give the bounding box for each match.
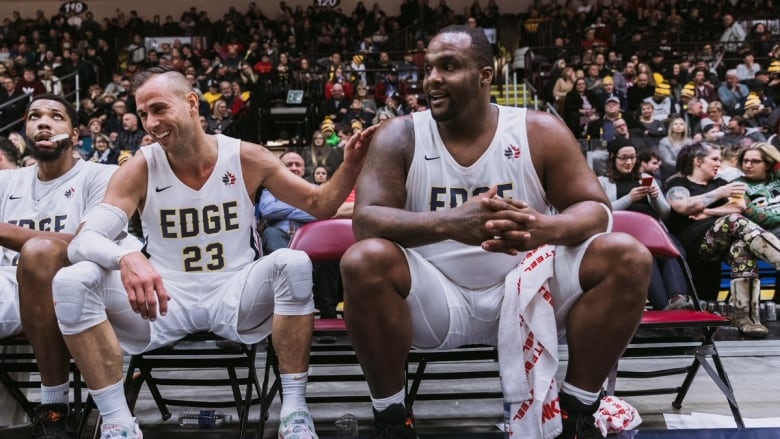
[499,66,564,118]
[0,70,81,136]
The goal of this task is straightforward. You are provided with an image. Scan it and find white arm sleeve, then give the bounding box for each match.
[68,203,138,269]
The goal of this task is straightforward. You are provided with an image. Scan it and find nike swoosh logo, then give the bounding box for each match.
[155,185,172,193]
[9,195,22,200]
[424,155,440,161]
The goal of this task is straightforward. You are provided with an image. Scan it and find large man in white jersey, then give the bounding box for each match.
[52,66,374,439]
[341,26,652,439]
[0,94,120,438]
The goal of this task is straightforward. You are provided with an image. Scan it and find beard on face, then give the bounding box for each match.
[29,136,72,162]
[430,103,457,122]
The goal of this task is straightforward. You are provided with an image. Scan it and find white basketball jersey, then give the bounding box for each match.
[408,106,554,289]
[0,160,116,266]
[139,135,261,286]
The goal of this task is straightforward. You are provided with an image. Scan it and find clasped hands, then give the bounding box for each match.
[454,187,546,255]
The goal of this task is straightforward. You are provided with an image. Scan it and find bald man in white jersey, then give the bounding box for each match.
[0,94,123,438]
[341,26,652,439]
[52,66,374,439]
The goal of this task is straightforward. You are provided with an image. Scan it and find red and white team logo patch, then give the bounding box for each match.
[64,187,76,198]
[222,171,236,186]
[504,145,521,159]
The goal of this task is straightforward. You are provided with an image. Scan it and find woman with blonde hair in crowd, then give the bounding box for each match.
[206,98,233,135]
[300,130,342,181]
[553,66,576,113]
[658,115,693,183]
[7,132,30,157]
[238,61,259,88]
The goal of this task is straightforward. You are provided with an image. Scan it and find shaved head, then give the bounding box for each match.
[132,65,192,97]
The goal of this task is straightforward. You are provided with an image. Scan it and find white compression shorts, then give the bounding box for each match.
[53,248,314,354]
[400,234,602,350]
[0,266,20,338]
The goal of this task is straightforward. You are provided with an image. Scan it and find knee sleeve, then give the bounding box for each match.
[270,249,314,315]
[53,262,108,334]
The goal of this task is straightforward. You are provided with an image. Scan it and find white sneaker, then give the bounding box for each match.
[100,418,143,439]
[278,408,318,439]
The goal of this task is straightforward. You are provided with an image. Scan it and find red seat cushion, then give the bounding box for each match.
[314,318,347,332]
[641,309,730,328]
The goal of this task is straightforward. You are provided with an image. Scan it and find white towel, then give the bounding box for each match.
[595,395,642,436]
[498,245,562,438]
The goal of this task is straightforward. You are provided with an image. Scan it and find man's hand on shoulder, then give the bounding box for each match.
[119,252,169,321]
[341,124,379,172]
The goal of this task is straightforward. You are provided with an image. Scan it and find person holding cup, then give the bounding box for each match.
[598,138,690,310]
[665,142,780,337]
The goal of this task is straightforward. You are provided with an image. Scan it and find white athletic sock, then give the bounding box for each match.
[371,389,405,412]
[40,382,69,405]
[561,381,601,406]
[280,372,308,419]
[90,380,133,424]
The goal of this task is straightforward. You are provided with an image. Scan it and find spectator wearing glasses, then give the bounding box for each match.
[87,133,120,165]
[586,95,622,142]
[611,117,648,150]
[700,101,731,132]
[665,142,780,337]
[718,69,749,116]
[738,143,780,249]
[598,137,689,310]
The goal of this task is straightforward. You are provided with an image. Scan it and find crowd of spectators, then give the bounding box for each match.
[0,0,504,176]
[524,1,780,151]
[518,1,780,307]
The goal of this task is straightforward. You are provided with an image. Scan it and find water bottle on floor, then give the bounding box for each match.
[178,410,231,429]
[335,413,358,437]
